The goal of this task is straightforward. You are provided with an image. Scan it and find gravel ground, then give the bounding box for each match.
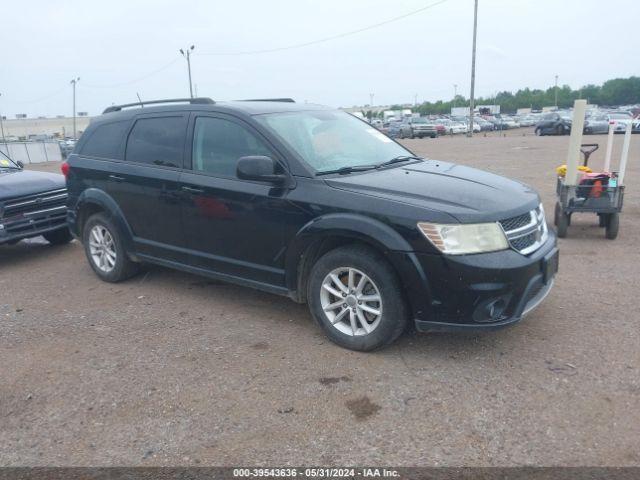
[1,129,639,466]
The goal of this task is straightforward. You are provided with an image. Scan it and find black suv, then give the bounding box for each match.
[0,152,72,246]
[65,98,558,351]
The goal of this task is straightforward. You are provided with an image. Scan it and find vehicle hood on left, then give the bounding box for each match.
[0,169,66,200]
[324,160,540,223]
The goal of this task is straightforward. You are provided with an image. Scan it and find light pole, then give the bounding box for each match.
[554,74,559,108]
[180,46,195,98]
[453,84,458,108]
[468,0,478,137]
[369,93,374,107]
[70,77,80,140]
[0,93,6,143]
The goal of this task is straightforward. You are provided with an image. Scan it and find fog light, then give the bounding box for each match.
[473,296,509,323]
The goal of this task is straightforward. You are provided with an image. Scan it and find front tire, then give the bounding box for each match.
[605,213,619,239]
[82,213,139,282]
[307,245,407,351]
[43,227,73,245]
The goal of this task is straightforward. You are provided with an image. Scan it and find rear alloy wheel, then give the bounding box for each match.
[308,245,407,351]
[83,213,139,282]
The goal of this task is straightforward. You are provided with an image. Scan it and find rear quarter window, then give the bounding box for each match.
[125,116,187,168]
[80,120,130,159]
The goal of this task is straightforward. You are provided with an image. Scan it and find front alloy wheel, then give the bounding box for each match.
[320,267,383,336]
[307,245,407,351]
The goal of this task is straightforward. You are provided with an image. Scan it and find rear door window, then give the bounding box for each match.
[125,116,187,168]
[80,120,130,159]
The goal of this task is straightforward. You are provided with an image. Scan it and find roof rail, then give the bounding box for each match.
[237,98,295,103]
[103,97,215,114]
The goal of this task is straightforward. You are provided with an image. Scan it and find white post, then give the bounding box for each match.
[564,99,587,186]
[618,122,632,186]
[603,123,615,172]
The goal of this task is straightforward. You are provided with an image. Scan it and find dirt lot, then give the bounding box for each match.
[1,129,639,466]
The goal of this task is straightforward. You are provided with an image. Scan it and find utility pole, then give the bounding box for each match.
[453,84,458,108]
[369,93,374,107]
[414,93,418,106]
[468,0,478,137]
[180,45,195,98]
[70,77,80,140]
[0,93,6,143]
[554,74,559,108]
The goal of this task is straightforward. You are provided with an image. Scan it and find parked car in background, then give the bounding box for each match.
[501,116,520,129]
[398,117,437,139]
[583,115,610,134]
[518,116,537,127]
[386,121,402,138]
[64,98,557,351]
[535,112,572,136]
[438,119,467,135]
[0,151,72,246]
[475,117,495,131]
[432,119,447,136]
[607,112,633,133]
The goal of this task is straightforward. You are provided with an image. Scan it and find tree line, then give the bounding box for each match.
[363,76,640,118]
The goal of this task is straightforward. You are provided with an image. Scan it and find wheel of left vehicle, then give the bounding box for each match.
[307,245,407,351]
[43,227,73,245]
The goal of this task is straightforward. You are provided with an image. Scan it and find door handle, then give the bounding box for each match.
[108,174,125,182]
[181,185,204,194]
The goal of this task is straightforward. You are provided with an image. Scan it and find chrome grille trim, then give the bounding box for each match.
[499,204,548,255]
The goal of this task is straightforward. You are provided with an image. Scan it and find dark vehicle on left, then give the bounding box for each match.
[0,152,72,245]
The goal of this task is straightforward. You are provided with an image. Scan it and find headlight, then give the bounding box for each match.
[417,222,509,255]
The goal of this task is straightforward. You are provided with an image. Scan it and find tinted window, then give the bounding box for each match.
[81,121,130,159]
[125,116,186,167]
[192,117,272,177]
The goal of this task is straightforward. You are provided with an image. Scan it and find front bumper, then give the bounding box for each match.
[397,232,558,332]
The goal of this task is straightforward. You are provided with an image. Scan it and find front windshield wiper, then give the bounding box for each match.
[375,155,423,168]
[316,156,423,176]
[316,164,379,176]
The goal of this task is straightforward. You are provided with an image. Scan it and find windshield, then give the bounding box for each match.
[255,110,412,173]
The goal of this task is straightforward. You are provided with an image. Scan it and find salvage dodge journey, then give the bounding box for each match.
[64,98,558,351]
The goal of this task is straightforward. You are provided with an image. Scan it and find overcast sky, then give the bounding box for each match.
[1,0,638,117]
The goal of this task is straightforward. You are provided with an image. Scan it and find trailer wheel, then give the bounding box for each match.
[554,202,562,226]
[598,214,607,227]
[605,213,619,240]
[557,210,569,238]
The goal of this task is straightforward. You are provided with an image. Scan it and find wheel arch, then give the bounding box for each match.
[74,188,137,259]
[284,213,418,304]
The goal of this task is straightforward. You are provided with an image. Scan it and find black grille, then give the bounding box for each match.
[510,231,538,252]
[499,212,532,232]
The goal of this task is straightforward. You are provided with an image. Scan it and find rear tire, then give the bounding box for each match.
[43,227,73,245]
[82,213,139,282]
[535,128,542,136]
[307,245,407,351]
[605,213,619,240]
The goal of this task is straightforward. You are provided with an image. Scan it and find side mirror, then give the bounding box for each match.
[16,160,24,169]
[237,156,287,184]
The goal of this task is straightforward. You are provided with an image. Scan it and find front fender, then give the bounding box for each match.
[69,188,136,257]
[284,213,435,317]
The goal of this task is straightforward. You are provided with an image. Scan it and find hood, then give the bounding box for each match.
[0,169,66,200]
[325,160,540,223]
